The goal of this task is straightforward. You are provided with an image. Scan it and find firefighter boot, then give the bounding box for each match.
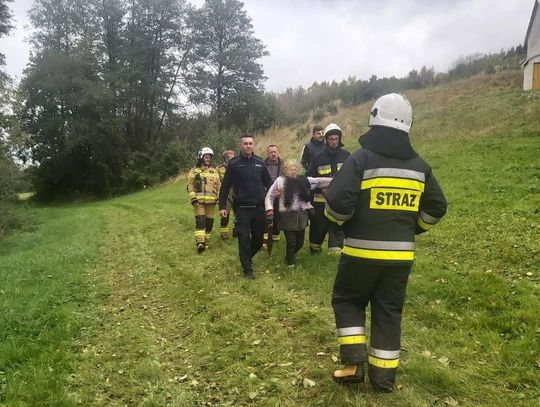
[368,364,396,393]
[333,364,365,385]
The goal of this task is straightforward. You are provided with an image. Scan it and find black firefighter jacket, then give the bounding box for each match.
[324,126,447,265]
[219,153,273,209]
[307,147,350,204]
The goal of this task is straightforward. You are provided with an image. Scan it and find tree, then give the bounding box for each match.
[187,0,268,130]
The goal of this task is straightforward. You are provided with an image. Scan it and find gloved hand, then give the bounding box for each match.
[266,209,274,226]
[191,197,199,206]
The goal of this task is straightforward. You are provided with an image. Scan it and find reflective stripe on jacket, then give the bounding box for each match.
[187,166,221,203]
[324,145,446,264]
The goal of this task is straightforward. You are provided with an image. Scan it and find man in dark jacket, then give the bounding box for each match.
[219,134,273,279]
[264,145,283,244]
[324,93,447,391]
[307,123,350,254]
[300,124,325,171]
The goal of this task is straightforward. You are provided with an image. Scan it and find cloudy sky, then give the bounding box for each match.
[0,0,535,92]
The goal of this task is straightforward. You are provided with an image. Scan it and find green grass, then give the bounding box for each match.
[1,72,539,406]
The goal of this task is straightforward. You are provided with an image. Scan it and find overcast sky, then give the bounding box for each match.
[0,0,535,92]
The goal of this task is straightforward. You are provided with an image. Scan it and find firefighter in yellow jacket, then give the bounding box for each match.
[325,94,447,391]
[187,147,221,253]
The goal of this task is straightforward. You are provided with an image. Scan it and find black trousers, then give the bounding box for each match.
[235,206,266,274]
[332,254,411,386]
[283,230,305,265]
[309,203,344,249]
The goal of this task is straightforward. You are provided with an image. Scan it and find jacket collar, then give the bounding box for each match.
[358,126,418,159]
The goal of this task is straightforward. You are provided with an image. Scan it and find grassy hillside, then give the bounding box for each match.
[1,71,539,406]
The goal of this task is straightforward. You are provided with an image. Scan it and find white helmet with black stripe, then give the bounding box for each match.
[368,93,412,133]
[197,147,214,159]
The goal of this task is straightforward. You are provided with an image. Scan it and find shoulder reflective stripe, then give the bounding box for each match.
[420,210,441,225]
[325,204,352,222]
[338,335,366,345]
[368,356,399,369]
[363,168,425,182]
[370,348,400,359]
[342,246,415,261]
[343,238,415,251]
[361,177,425,192]
[337,326,365,336]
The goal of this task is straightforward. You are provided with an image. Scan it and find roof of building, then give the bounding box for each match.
[524,0,539,49]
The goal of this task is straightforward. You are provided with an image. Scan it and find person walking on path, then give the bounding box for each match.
[300,124,325,171]
[324,93,447,391]
[264,144,283,245]
[187,147,221,253]
[265,159,332,267]
[219,134,273,279]
[307,123,350,254]
[217,150,235,239]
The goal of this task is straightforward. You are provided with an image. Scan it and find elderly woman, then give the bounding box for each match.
[265,159,332,267]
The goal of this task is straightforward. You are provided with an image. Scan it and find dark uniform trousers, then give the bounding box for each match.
[332,254,411,388]
[235,206,266,273]
[309,203,344,249]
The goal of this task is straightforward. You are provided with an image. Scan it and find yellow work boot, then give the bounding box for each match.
[332,364,365,385]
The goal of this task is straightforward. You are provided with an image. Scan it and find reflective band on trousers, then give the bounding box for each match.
[337,326,365,336]
[363,168,425,182]
[370,347,400,359]
[368,355,399,369]
[338,335,366,345]
[313,193,325,203]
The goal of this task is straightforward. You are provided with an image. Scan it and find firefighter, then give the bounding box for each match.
[307,123,350,254]
[187,147,221,253]
[324,93,447,391]
[217,150,235,239]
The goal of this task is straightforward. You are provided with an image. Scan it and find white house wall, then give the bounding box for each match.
[523,55,540,90]
[528,8,540,57]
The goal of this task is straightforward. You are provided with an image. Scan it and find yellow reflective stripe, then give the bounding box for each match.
[188,192,196,198]
[313,194,326,203]
[342,246,415,261]
[194,230,206,236]
[318,165,332,175]
[219,227,229,233]
[325,208,344,225]
[417,217,433,230]
[338,335,366,345]
[361,177,425,192]
[368,356,399,369]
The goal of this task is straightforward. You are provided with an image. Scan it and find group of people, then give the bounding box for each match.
[184,93,447,392]
[186,122,350,270]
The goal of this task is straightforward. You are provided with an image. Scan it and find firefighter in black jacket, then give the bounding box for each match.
[219,134,273,279]
[307,123,350,254]
[324,93,447,391]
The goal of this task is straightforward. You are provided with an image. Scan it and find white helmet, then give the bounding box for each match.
[323,123,344,147]
[368,93,412,133]
[198,147,214,159]
[324,123,342,138]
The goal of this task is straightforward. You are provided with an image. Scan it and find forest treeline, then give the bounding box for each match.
[0,0,527,216]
